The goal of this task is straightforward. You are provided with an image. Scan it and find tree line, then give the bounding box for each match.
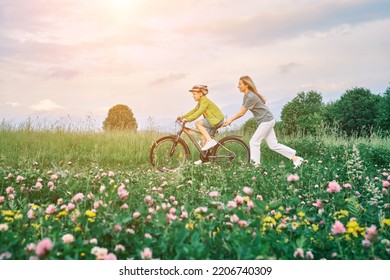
[279,86,390,136]
[103,85,389,137]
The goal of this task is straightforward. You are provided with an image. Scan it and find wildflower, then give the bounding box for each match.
[35,238,54,256]
[293,248,304,258]
[144,233,152,239]
[256,195,263,201]
[343,183,352,189]
[108,171,115,177]
[67,203,76,211]
[120,203,128,209]
[238,220,248,228]
[141,248,152,260]
[362,239,371,248]
[16,175,24,183]
[89,238,97,244]
[27,209,36,219]
[312,199,323,208]
[209,191,219,197]
[346,219,364,238]
[331,220,346,235]
[0,224,9,231]
[45,204,56,215]
[243,187,253,196]
[144,195,154,205]
[62,234,75,244]
[230,214,240,223]
[0,252,12,260]
[365,225,378,241]
[117,184,129,200]
[115,244,125,252]
[113,224,122,232]
[287,174,299,182]
[0,196,4,204]
[383,181,390,188]
[382,219,390,227]
[72,193,84,202]
[327,181,341,193]
[91,246,108,260]
[181,211,188,219]
[306,251,314,260]
[85,210,96,219]
[25,243,36,253]
[133,212,141,219]
[227,201,237,208]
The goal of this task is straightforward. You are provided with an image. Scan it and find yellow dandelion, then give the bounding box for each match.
[74,226,83,232]
[4,217,14,223]
[31,223,41,231]
[56,210,68,219]
[31,204,40,210]
[85,210,96,218]
[298,211,305,217]
[312,224,319,232]
[1,210,14,217]
[382,219,390,227]
[274,212,282,220]
[185,221,195,230]
[14,214,23,220]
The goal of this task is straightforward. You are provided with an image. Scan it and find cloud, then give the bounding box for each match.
[42,67,80,80]
[3,102,21,107]
[30,99,65,111]
[149,72,187,86]
[279,63,302,74]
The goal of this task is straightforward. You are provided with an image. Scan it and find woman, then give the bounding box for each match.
[222,76,304,168]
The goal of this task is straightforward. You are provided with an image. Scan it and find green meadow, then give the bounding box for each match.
[0,125,389,260]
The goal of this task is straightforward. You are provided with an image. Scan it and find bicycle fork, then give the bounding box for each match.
[168,135,181,157]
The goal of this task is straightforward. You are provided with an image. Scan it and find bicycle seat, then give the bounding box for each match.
[210,123,223,138]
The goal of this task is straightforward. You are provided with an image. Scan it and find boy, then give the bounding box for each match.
[179,85,224,151]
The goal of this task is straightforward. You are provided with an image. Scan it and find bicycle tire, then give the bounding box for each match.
[210,136,250,166]
[150,136,190,172]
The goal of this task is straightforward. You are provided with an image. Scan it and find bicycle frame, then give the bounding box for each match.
[174,121,208,156]
[173,121,238,161]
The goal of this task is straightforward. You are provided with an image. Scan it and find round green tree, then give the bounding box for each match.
[103,104,138,132]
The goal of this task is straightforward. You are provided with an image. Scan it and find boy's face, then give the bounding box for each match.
[191,90,203,101]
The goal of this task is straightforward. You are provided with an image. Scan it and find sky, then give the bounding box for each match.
[0,0,389,131]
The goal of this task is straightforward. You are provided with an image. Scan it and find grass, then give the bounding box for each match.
[0,123,389,260]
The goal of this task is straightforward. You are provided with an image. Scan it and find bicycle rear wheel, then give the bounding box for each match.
[150,136,190,172]
[210,136,250,166]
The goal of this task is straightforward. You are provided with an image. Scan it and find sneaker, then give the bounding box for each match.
[293,157,304,169]
[201,139,217,151]
[194,159,203,165]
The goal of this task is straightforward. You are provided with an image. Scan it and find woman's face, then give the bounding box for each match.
[238,79,248,93]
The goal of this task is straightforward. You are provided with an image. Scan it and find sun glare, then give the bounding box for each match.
[108,0,138,9]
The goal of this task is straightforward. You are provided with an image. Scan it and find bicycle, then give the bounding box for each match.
[150,120,250,172]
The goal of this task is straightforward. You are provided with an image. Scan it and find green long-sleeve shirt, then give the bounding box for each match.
[183,96,224,126]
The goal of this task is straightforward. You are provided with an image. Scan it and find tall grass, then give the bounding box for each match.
[1,119,389,171]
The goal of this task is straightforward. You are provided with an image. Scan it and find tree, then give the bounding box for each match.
[103,104,138,132]
[280,91,324,135]
[327,87,380,136]
[376,86,390,133]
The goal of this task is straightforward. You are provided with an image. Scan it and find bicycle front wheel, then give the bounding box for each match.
[150,136,190,172]
[210,136,250,166]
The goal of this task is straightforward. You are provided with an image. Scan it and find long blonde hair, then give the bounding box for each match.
[240,75,266,104]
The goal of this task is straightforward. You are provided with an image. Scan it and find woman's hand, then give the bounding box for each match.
[222,120,232,127]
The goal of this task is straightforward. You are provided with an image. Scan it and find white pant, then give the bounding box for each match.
[250,119,295,164]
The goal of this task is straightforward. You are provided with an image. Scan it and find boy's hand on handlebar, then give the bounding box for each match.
[177,116,187,123]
